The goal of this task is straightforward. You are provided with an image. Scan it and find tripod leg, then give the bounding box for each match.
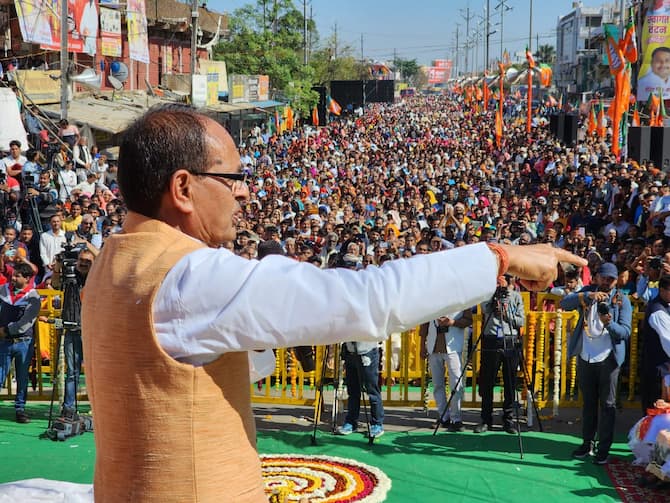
[351,351,372,443]
[46,330,63,431]
[433,330,485,436]
[505,350,524,459]
[518,347,543,432]
[311,345,331,445]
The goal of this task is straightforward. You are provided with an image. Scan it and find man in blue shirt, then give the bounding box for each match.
[560,262,632,465]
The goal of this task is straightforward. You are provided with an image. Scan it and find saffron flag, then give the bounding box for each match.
[285,105,294,130]
[539,65,552,87]
[620,6,638,64]
[525,47,534,134]
[632,104,641,127]
[312,106,319,127]
[588,105,597,135]
[603,23,625,77]
[495,105,503,148]
[327,95,341,115]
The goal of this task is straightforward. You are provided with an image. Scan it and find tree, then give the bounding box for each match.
[213,0,317,92]
[394,58,420,82]
[534,45,556,65]
[310,31,369,84]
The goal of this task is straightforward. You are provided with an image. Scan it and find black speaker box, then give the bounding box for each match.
[549,113,564,140]
[650,127,670,171]
[628,126,651,164]
[562,114,578,146]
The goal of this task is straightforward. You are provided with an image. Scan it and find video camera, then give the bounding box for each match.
[56,240,79,281]
[22,171,39,190]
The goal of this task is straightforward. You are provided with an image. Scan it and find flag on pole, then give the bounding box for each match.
[597,100,606,138]
[495,105,503,147]
[632,103,641,127]
[588,105,597,135]
[312,105,319,126]
[285,105,294,130]
[603,23,625,76]
[620,6,638,64]
[326,95,342,115]
[525,47,534,134]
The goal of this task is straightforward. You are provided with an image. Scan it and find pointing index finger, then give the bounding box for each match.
[554,248,588,267]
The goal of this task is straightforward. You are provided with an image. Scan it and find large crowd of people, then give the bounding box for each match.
[1,92,670,482]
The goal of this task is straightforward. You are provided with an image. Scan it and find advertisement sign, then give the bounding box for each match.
[637,5,670,100]
[18,0,98,54]
[200,60,229,98]
[100,6,121,57]
[126,0,149,63]
[426,66,448,84]
[229,75,270,103]
[433,60,453,79]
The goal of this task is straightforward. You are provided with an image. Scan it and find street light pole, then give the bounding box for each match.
[190,0,199,105]
[528,0,533,54]
[495,0,512,61]
[59,0,68,120]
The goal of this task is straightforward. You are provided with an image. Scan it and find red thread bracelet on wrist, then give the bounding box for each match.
[486,243,509,280]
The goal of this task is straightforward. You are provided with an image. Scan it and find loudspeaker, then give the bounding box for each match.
[628,126,651,164]
[549,113,564,140]
[562,114,578,146]
[331,80,364,109]
[363,80,394,103]
[650,127,670,171]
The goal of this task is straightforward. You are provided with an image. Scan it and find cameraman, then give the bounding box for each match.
[0,262,41,423]
[560,262,632,465]
[474,274,525,434]
[52,248,95,417]
[21,169,58,230]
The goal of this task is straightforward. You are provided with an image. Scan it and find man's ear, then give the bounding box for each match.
[168,170,195,215]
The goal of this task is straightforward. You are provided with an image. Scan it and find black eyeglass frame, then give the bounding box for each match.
[192,171,248,183]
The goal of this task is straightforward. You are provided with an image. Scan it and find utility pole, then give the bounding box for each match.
[303,0,307,65]
[60,0,68,119]
[486,0,491,72]
[495,0,512,61]
[190,0,199,104]
[455,24,460,77]
[333,22,338,59]
[460,7,473,75]
[361,33,364,61]
[528,0,533,54]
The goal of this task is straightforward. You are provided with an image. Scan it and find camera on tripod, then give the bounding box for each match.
[56,241,79,280]
[22,171,39,190]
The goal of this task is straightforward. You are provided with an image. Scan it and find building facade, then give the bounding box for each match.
[555,1,622,97]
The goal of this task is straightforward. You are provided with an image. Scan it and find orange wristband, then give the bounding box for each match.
[486,243,509,279]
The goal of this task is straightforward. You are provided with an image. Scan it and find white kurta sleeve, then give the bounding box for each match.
[154,242,498,364]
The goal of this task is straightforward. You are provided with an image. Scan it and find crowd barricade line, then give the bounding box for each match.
[3,292,648,412]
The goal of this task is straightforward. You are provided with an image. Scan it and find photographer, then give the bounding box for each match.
[560,262,632,465]
[0,262,41,423]
[420,307,473,432]
[20,169,58,230]
[474,274,525,434]
[52,248,94,417]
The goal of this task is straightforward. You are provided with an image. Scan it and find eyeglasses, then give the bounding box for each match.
[192,171,248,192]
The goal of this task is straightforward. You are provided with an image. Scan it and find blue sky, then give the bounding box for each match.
[206,1,610,69]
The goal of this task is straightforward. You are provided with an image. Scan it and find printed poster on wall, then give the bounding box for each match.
[14,0,53,46]
[637,2,670,101]
[127,0,149,63]
[100,6,121,56]
[37,0,98,55]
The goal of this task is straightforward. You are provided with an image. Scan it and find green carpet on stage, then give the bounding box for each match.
[0,403,627,502]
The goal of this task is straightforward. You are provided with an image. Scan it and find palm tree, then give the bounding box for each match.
[534,44,556,65]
